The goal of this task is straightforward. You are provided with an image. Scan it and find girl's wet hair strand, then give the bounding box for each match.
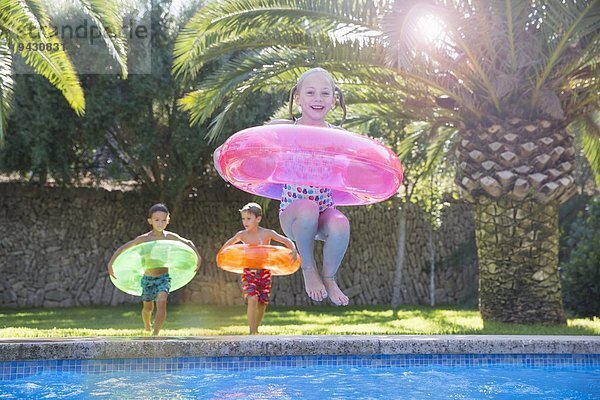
[335,86,346,125]
[288,84,298,122]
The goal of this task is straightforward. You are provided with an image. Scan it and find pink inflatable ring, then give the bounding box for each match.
[216,124,403,205]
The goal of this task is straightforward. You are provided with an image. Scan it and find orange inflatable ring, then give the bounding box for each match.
[216,244,301,276]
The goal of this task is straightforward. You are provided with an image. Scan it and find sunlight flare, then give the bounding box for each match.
[416,15,445,44]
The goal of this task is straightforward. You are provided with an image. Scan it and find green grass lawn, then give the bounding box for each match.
[0,304,598,338]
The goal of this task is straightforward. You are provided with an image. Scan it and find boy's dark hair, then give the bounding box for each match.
[239,202,262,218]
[148,203,169,217]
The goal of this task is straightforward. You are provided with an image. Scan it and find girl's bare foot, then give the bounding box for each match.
[322,276,349,306]
[301,267,328,302]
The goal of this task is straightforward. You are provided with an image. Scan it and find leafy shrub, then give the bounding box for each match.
[561,196,600,317]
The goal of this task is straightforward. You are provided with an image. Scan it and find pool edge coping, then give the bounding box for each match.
[1,335,599,361]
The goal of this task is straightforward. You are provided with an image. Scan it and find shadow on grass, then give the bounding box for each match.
[0,304,248,331]
[479,320,599,335]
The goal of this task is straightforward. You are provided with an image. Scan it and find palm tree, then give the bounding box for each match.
[0,0,128,142]
[173,0,600,324]
[383,0,599,324]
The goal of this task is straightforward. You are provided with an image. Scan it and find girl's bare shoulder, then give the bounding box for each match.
[268,119,294,125]
[328,123,346,131]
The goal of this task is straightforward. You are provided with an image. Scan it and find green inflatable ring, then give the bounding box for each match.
[110,240,198,296]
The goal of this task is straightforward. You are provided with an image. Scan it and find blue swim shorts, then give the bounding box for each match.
[141,273,171,302]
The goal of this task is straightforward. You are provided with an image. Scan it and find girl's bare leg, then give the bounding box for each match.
[142,301,153,332]
[317,208,350,305]
[280,200,327,301]
[152,291,168,336]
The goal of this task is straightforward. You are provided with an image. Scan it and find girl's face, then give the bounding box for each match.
[148,211,170,233]
[241,211,261,231]
[296,72,336,124]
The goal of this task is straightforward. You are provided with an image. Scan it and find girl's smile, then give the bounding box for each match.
[296,72,336,125]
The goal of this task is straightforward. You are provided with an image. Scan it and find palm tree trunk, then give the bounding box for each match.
[391,208,407,310]
[475,198,566,324]
[428,225,435,306]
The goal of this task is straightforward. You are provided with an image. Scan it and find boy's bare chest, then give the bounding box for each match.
[240,231,270,245]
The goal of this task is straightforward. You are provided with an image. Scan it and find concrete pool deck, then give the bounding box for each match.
[1,335,598,361]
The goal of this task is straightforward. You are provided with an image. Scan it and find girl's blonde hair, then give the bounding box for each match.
[288,67,346,125]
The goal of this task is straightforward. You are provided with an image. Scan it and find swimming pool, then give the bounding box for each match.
[1,354,598,399]
[1,336,598,399]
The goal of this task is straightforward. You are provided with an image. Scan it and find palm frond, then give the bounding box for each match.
[0,0,49,38]
[553,27,600,118]
[176,27,350,82]
[382,0,600,122]
[397,128,426,162]
[0,44,13,145]
[0,0,84,131]
[571,111,600,185]
[74,0,128,78]
[19,0,48,23]
[383,1,506,114]
[500,0,522,70]
[14,42,85,113]
[424,121,456,176]
[174,0,383,79]
[530,0,600,110]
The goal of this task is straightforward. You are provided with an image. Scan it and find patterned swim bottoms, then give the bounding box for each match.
[141,273,171,302]
[279,183,334,214]
[241,269,272,305]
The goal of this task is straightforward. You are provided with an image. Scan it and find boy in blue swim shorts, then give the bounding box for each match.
[141,274,172,302]
[108,203,201,336]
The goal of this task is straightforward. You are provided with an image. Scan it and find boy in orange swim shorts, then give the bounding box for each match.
[220,203,296,334]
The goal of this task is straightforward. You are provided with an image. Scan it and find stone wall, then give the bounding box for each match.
[0,183,478,308]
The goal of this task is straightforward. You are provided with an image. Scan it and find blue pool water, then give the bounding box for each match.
[1,354,598,399]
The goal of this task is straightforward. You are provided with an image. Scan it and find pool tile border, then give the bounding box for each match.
[1,335,598,362]
[0,335,599,380]
[1,353,599,380]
